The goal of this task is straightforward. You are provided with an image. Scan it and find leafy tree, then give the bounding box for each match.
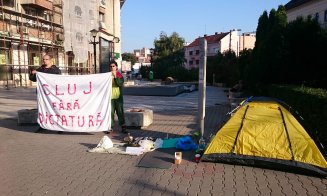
[284,17,327,88]
[139,64,150,79]
[152,32,186,80]
[238,49,253,82]
[206,50,239,87]
[122,53,137,65]
[247,6,287,89]
[243,5,327,90]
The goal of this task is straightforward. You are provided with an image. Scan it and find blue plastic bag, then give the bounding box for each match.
[176,136,198,151]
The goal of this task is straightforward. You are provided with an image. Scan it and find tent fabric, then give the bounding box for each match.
[202,98,327,176]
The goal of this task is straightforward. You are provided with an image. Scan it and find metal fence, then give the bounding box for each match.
[0,64,94,89]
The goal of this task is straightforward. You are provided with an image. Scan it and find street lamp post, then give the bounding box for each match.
[149,48,155,81]
[89,29,99,74]
[149,48,155,71]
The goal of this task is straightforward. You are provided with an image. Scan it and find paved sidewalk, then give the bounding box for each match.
[0,86,326,196]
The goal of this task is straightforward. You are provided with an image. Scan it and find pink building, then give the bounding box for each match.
[184,30,256,70]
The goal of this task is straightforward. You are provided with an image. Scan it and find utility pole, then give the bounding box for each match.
[229,30,232,51]
[198,37,207,140]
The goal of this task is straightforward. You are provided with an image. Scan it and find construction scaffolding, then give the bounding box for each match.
[1,0,123,88]
[0,0,94,89]
[0,0,64,88]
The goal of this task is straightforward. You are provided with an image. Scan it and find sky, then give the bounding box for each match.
[121,0,290,53]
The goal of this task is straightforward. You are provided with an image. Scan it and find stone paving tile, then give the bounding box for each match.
[1,87,327,196]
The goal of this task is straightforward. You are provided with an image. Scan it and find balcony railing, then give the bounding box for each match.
[21,0,53,10]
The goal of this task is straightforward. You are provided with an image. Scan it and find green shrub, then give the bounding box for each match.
[265,85,327,148]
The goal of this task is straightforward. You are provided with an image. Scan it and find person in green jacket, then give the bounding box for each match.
[106,60,127,134]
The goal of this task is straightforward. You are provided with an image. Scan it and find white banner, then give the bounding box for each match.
[36,72,112,132]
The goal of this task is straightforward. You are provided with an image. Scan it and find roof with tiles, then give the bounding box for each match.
[285,0,312,10]
[186,32,229,47]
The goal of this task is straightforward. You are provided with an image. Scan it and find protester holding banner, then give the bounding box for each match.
[29,54,61,82]
[29,54,62,133]
[106,60,127,134]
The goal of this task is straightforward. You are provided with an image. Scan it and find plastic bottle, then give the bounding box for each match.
[198,137,206,155]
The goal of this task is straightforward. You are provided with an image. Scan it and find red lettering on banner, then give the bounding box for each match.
[83,81,92,94]
[56,114,61,124]
[43,82,94,96]
[61,115,68,126]
[51,100,81,111]
[49,114,54,125]
[38,112,105,129]
[39,113,44,123]
[78,116,85,127]
[68,84,77,95]
[88,115,94,127]
[68,115,75,127]
[96,112,102,126]
[45,112,49,124]
[66,102,72,110]
[73,100,80,110]
[42,84,50,95]
[55,85,64,95]
[59,100,64,110]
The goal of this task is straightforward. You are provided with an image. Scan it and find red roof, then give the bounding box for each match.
[186,32,229,47]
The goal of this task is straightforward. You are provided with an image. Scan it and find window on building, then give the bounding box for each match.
[89,10,95,20]
[189,60,193,65]
[196,60,199,65]
[25,8,37,17]
[99,13,105,22]
[324,10,327,22]
[43,12,52,21]
[76,32,83,42]
[0,41,13,79]
[75,6,82,17]
[195,50,199,55]
[100,0,106,6]
[189,51,193,55]
[0,0,14,7]
[315,12,319,21]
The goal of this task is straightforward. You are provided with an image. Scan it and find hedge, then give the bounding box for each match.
[263,85,327,148]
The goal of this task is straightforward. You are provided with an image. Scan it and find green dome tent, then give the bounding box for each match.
[202,97,327,177]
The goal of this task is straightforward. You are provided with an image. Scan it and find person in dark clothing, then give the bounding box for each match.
[29,54,62,134]
[29,54,61,82]
[105,60,127,134]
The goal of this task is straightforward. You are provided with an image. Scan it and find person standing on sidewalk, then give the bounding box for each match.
[29,54,62,133]
[29,54,61,82]
[105,60,127,134]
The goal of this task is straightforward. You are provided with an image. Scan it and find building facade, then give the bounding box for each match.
[134,47,151,65]
[0,0,64,87]
[184,30,256,70]
[0,0,125,87]
[285,0,327,29]
[62,0,125,74]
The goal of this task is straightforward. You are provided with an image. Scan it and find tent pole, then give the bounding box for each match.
[230,105,249,153]
[278,107,295,160]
